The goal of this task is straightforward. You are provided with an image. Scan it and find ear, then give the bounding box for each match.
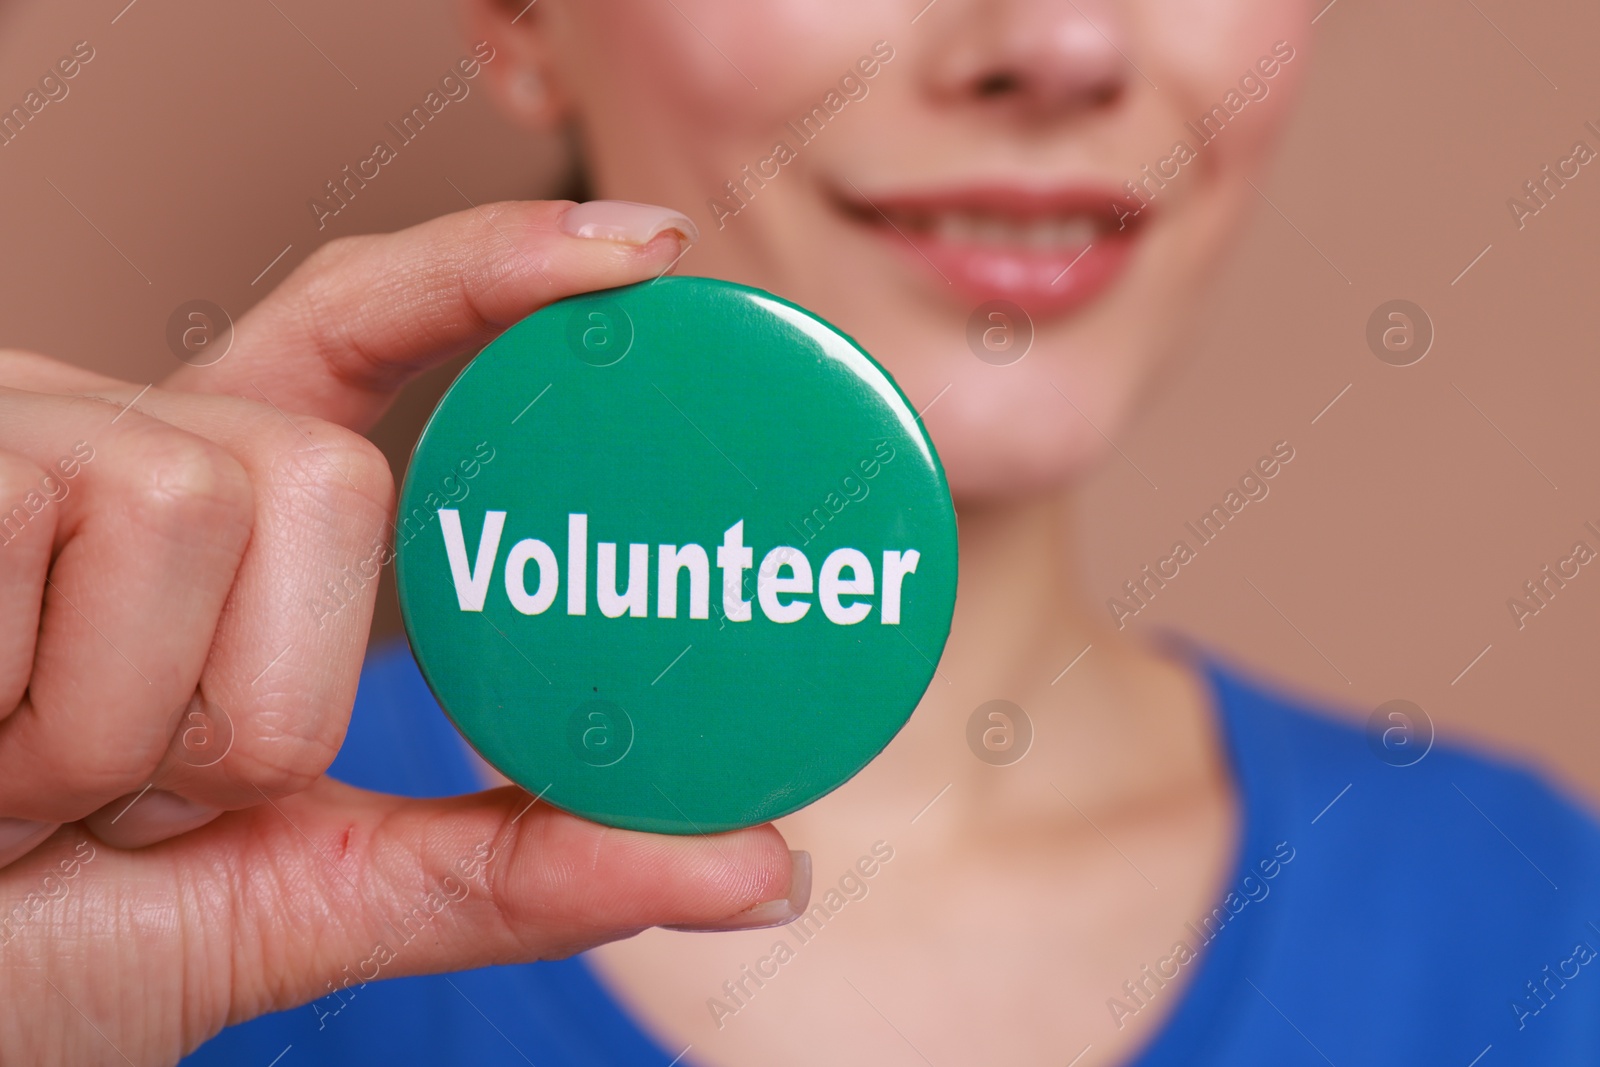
[458,0,569,132]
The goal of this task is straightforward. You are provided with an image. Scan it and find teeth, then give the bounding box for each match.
[973,217,1013,245]
[915,212,1100,248]
[1057,217,1096,245]
[935,214,978,242]
[1025,221,1059,249]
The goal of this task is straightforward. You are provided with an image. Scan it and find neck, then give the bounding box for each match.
[792,483,1226,836]
[940,487,1096,699]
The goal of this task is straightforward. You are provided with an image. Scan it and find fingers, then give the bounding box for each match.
[0,449,58,717]
[82,787,224,850]
[0,372,392,848]
[0,391,255,825]
[167,200,698,432]
[0,449,66,863]
[0,789,806,1060]
[0,348,126,396]
[206,780,808,1022]
[121,387,395,812]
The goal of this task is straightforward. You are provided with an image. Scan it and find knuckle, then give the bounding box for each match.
[488,811,598,929]
[477,199,567,237]
[223,702,342,798]
[293,237,372,345]
[44,743,156,812]
[267,414,395,515]
[301,234,364,276]
[227,749,325,800]
[0,451,46,500]
[287,239,370,372]
[114,430,255,544]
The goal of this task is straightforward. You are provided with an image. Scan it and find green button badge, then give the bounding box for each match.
[396,277,958,834]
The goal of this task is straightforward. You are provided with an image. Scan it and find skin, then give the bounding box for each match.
[0,210,802,1065]
[0,0,1310,1063]
[459,0,1312,1063]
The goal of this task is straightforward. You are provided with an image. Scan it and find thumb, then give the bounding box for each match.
[214,777,808,1024]
[164,200,699,433]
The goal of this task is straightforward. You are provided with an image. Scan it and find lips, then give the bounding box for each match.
[829,184,1147,319]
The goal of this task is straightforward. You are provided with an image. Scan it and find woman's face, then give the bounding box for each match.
[477,0,1310,503]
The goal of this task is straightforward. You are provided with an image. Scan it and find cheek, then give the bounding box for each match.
[1147,0,1307,73]
[561,0,895,127]
[561,0,907,246]
[1145,0,1313,161]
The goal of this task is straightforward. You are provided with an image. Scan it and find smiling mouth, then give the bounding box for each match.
[828,184,1149,319]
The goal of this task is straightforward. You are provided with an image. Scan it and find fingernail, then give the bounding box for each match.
[0,818,57,867]
[668,850,813,933]
[560,200,700,247]
[86,789,221,850]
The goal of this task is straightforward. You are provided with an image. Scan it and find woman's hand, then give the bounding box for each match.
[0,201,805,1065]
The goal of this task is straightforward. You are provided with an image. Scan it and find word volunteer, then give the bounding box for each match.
[439,512,922,626]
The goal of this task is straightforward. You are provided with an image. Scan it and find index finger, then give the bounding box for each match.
[166,200,698,432]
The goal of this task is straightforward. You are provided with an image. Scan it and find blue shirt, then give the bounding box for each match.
[186,641,1600,1064]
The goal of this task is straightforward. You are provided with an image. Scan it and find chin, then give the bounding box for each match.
[927,403,1111,509]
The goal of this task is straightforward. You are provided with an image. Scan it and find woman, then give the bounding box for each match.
[3,0,1596,1064]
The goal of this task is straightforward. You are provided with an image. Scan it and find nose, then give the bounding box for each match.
[919,0,1131,119]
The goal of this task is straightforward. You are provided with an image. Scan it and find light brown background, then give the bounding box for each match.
[4,1,1598,802]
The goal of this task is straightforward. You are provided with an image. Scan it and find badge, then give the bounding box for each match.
[397,278,957,833]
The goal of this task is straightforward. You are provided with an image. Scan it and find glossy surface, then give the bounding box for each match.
[396,277,958,833]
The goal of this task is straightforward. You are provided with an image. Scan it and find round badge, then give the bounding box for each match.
[396,277,959,834]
